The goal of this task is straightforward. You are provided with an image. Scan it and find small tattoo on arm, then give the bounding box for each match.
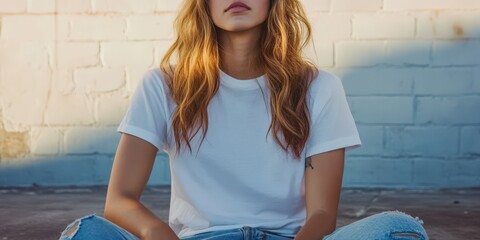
[305,157,314,169]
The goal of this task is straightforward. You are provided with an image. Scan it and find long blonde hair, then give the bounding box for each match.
[160,0,319,160]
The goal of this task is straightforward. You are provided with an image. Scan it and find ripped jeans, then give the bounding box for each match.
[59,210,429,240]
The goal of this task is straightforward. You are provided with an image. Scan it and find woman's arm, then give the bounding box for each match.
[104,133,179,240]
[294,148,345,240]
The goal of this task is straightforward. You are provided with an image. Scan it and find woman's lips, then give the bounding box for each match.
[225,2,251,12]
[227,5,249,12]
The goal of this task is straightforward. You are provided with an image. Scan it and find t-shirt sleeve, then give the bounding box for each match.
[304,71,362,158]
[117,69,169,151]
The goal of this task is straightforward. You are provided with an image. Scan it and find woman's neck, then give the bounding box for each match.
[217,27,264,80]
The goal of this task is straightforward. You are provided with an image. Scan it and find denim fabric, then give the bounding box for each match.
[59,213,139,240]
[321,210,428,240]
[180,226,294,240]
[59,210,428,240]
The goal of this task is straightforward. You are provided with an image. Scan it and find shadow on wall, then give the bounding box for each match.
[338,26,480,188]
[0,29,479,189]
[335,24,480,187]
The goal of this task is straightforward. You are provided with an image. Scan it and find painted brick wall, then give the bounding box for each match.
[0,0,479,188]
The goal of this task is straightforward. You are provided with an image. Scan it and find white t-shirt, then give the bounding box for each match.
[117,67,362,238]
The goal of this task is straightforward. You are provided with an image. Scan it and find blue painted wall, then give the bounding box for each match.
[339,39,480,188]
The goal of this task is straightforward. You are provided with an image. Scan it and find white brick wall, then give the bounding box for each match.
[0,68,51,128]
[0,0,26,13]
[101,42,154,67]
[416,97,480,124]
[336,41,385,67]
[461,127,480,155]
[57,0,92,13]
[383,0,480,10]
[384,127,459,157]
[432,40,480,66]
[0,0,479,187]
[64,127,119,154]
[95,91,129,125]
[0,41,52,68]
[349,97,414,124]
[92,0,157,13]
[1,15,55,40]
[57,42,99,68]
[332,0,382,12]
[27,0,55,13]
[69,16,126,40]
[353,14,416,39]
[30,127,61,155]
[74,67,125,93]
[416,11,480,39]
[126,14,175,40]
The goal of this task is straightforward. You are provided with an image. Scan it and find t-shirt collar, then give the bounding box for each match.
[219,68,266,91]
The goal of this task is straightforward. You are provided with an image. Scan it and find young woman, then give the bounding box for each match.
[59,0,429,239]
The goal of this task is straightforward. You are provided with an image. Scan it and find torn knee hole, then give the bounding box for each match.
[392,232,421,238]
[65,221,80,237]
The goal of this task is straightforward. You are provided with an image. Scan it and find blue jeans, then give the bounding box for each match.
[59,210,428,240]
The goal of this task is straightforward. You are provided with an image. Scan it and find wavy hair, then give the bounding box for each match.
[160,0,319,160]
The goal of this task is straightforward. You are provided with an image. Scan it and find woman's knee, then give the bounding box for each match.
[378,210,424,223]
[322,210,429,240]
[59,213,131,240]
[370,210,429,239]
[59,214,98,239]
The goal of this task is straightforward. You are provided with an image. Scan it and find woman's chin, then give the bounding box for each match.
[221,24,262,34]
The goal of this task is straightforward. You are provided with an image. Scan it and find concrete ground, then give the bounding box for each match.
[0,186,479,240]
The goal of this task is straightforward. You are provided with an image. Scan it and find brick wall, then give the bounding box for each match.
[0,0,479,188]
